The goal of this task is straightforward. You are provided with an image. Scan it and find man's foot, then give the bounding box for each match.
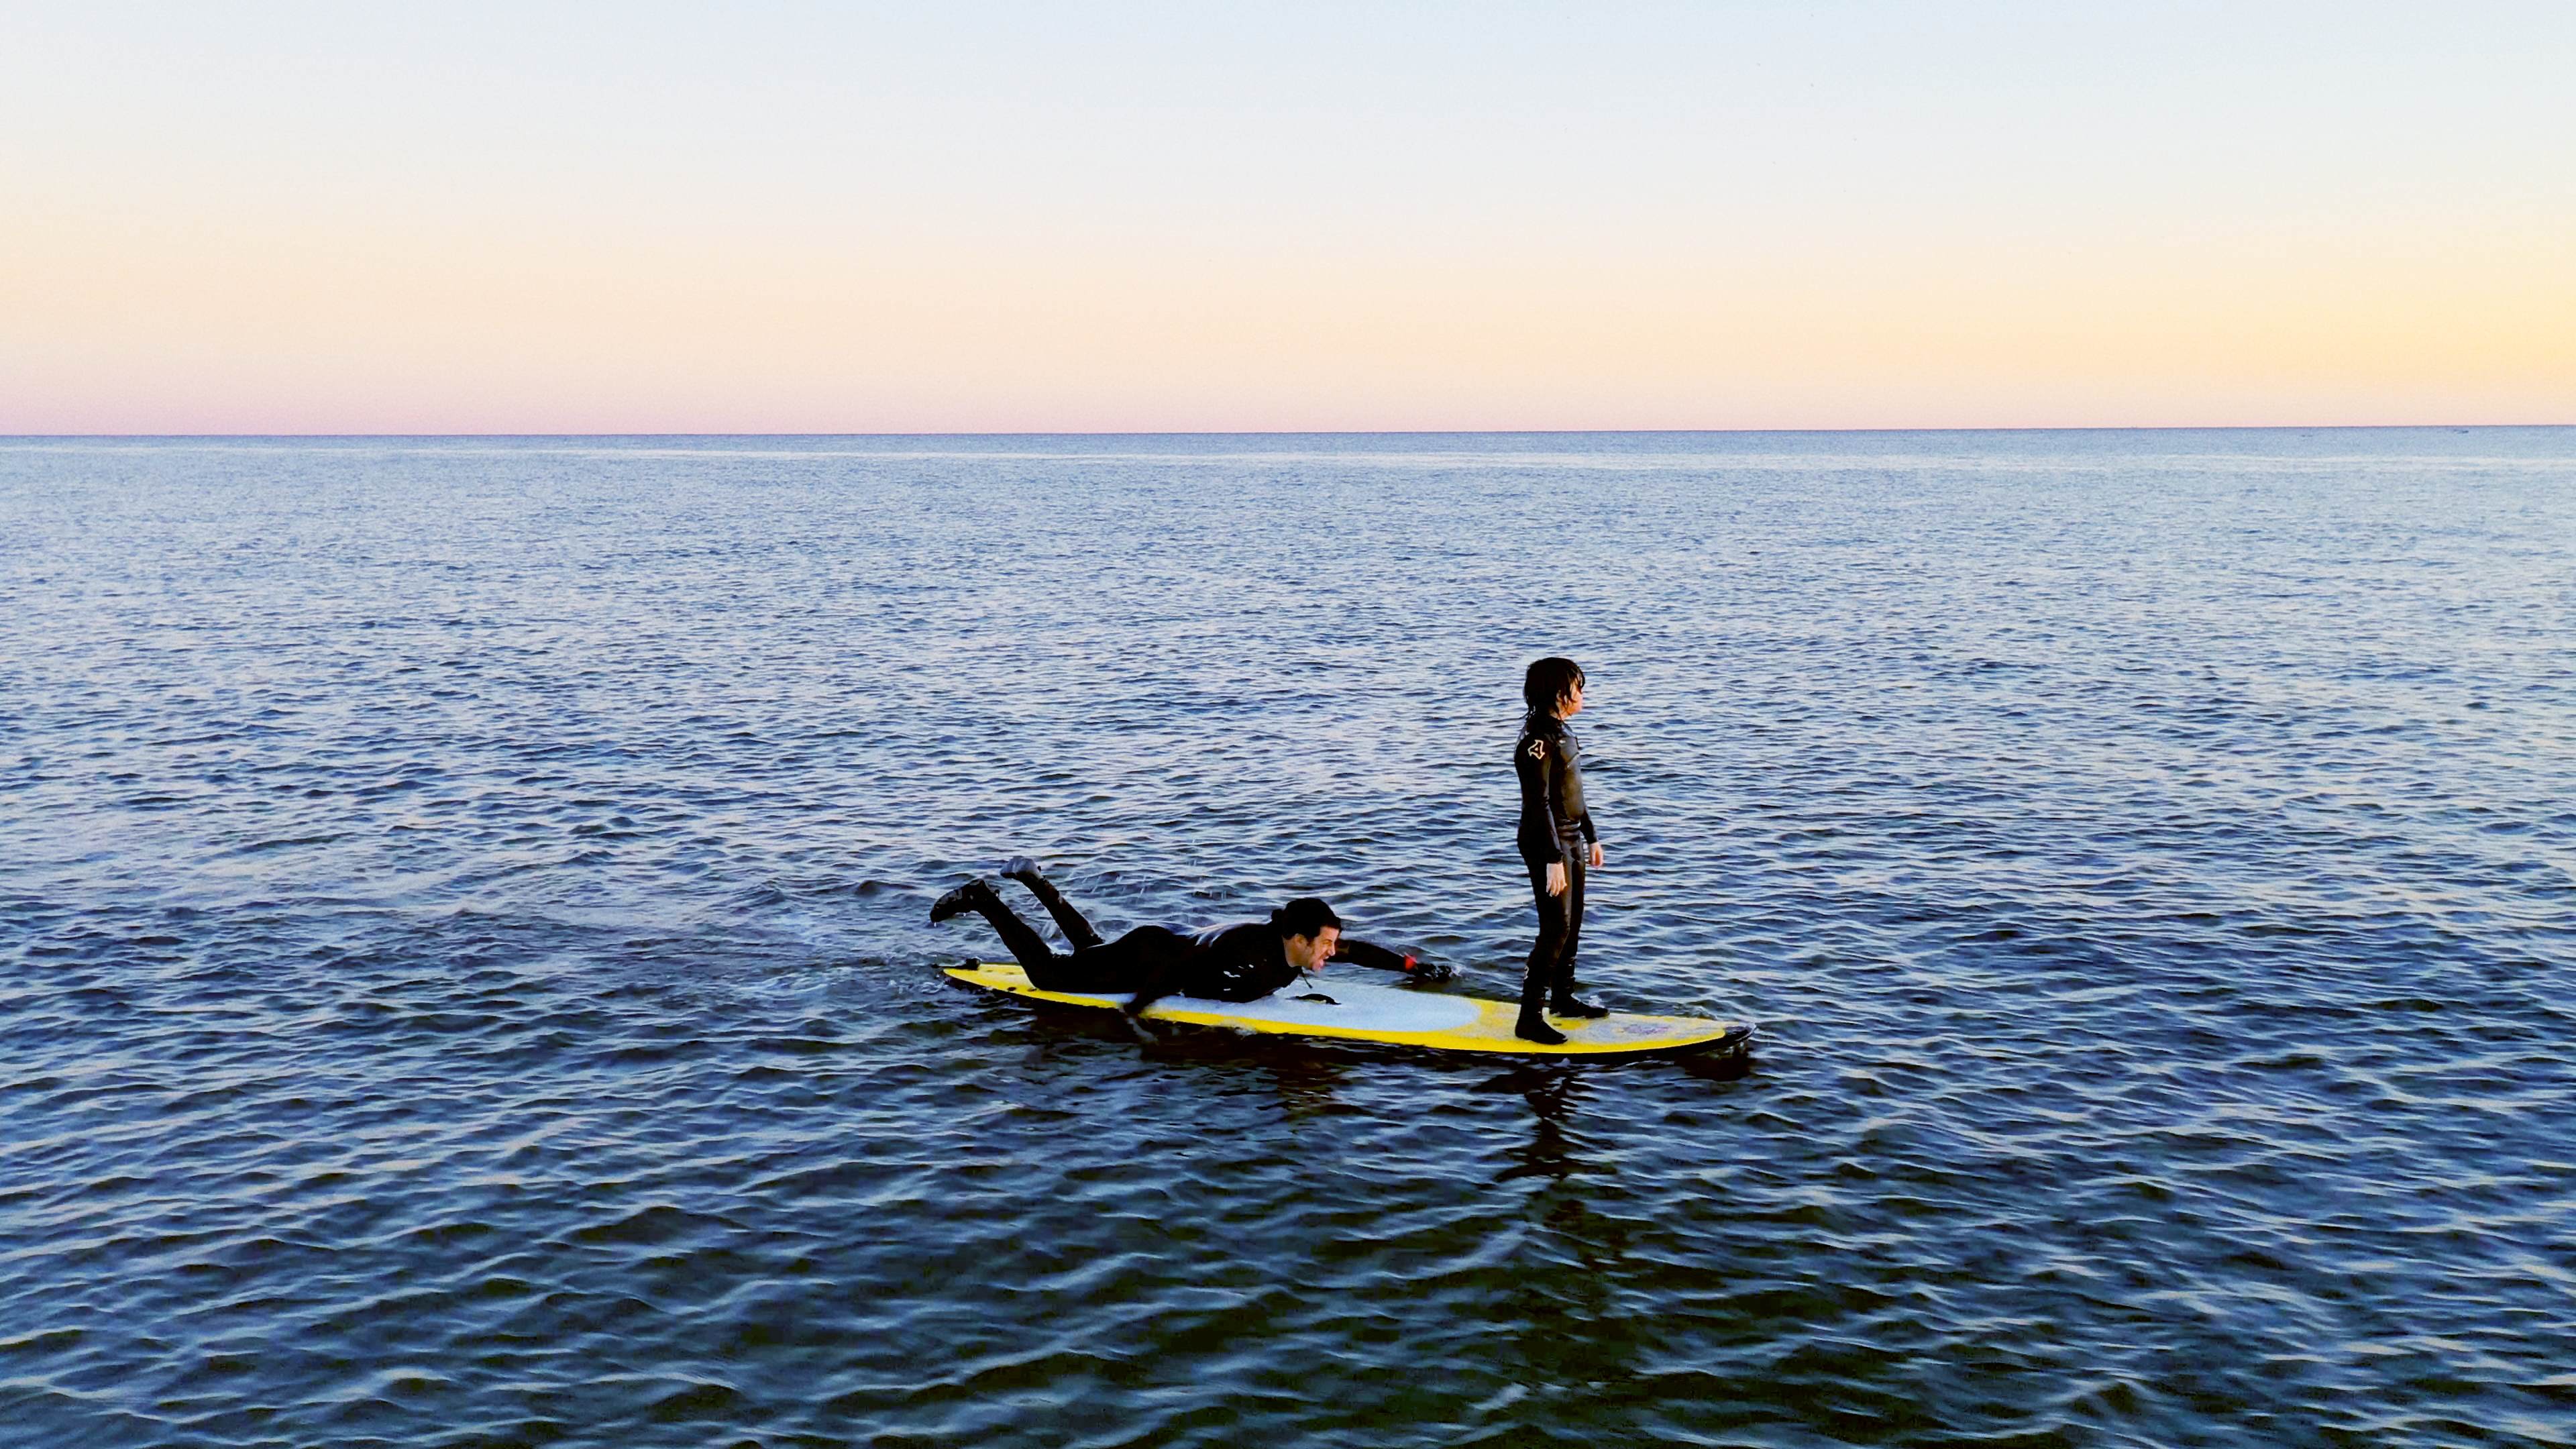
[1550,996,1609,1019]
[1000,855,1042,884]
[928,879,989,924]
[1515,1010,1568,1046]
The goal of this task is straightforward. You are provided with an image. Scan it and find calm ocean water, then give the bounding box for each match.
[4,429,2572,1448]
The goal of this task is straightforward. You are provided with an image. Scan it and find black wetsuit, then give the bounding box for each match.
[947,874,1418,1013]
[1515,707,1597,1006]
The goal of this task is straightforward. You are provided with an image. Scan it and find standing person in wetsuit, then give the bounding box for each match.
[1513,656,1607,1044]
[930,857,1447,1025]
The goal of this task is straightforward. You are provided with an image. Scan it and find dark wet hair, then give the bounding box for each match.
[1523,656,1587,712]
[1271,898,1344,938]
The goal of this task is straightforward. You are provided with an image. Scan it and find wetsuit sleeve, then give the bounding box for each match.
[1516,733,1566,863]
[1336,938,1416,975]
[1123,963,1180,1018]
[1339,937,1450,982]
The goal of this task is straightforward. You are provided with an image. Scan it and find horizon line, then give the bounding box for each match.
[7,421,2571,441]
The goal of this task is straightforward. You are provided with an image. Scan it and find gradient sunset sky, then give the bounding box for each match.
[5,1,2569,433]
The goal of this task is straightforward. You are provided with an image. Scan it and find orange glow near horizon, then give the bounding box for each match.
[3,5,2570,433]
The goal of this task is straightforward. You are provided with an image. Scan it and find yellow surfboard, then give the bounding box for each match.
[945,961,1754,1059]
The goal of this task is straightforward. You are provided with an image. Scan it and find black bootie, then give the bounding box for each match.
[1550,994,1609,1019]
[929,878,996,924]
[1515,976,1568,1044]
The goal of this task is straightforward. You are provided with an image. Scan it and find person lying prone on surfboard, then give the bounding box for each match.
[929,857,1450,1025]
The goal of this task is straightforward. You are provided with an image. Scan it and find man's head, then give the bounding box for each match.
[1271,897,1344,971]
[1523,656,1587,714]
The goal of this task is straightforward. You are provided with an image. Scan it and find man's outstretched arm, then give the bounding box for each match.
[1337,938,1451,981]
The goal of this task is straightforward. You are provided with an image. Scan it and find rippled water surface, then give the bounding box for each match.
[6,430,2573,1448]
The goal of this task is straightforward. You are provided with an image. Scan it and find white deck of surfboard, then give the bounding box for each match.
[1040,977,1483,1032]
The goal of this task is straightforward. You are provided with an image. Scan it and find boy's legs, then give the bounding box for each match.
[1547,857,1602,1016]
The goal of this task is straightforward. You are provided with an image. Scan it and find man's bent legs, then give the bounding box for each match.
[934,879,1059,973]
[1002,859,1106,951]
[1017,926,1181,994]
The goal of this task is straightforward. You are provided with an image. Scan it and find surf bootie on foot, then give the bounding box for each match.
[1000,855,1042,883]
[929,878,997,924]
[1515,1009,1569,1046]
[1550,995,1609,1019]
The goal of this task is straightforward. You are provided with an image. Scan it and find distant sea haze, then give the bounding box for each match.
[5,429,2571,1446]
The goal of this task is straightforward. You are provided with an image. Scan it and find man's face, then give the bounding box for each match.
[1285,926,1340,973]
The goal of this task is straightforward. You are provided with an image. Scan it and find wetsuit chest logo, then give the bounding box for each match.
[1527,739,1546,759]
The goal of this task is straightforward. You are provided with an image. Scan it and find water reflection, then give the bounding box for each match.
[1246,1049,1351,1123]
[1680,1045,1754,1084]
[1483,1046,1754,1185]
[1481,1067,1596,1185]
